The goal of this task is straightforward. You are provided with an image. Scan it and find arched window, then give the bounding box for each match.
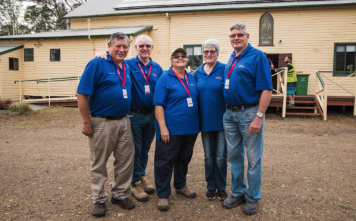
[259,12,274,46]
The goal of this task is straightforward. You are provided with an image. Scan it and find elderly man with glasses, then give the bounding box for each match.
[222,22,273,215]
[95,35,164,203]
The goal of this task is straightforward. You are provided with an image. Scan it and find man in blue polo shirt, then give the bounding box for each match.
[95,35,164,202]
[222,23,273,215]
[77,32,135,217]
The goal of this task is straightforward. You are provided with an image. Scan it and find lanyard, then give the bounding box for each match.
[110,54,126,88]
[171,68,190,97]
[138,63,152,85]
[227,55,242,79]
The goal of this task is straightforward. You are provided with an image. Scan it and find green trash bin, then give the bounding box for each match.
[296,73,310,95]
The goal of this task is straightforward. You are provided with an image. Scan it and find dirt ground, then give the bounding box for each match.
[0,107,355,221]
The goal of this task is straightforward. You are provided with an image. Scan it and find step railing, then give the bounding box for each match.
[14,76,81,106]
[271,67,288,118]
[315,71,356,120]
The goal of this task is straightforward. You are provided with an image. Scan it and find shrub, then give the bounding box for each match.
[8,103,33,115]
[0,99,13,110]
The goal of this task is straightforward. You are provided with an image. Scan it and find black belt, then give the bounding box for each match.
[227,102,259,112]
[130,107,153,115]
[90,114,125,120]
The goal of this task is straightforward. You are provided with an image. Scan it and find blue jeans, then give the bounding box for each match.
[129,111,156,186]
[201,131,227,191]
[223,105,264,202]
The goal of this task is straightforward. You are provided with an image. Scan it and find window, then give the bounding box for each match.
[9,58,19,70]
[259,12,274,46]
[50,49,60,61]
[334,43,356,76]
[24,48,34,62]
[184,45,202,70]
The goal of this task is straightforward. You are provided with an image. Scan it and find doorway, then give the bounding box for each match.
[265,53,292,92]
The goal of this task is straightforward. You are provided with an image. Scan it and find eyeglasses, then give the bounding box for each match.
[173,55,188,59]
[229,33,247,38]
[138,45,152,48]
[203,50,217,55]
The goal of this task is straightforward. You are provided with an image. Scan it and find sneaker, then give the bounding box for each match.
[222,194,247,209]
[157,198,169,211]
[286,103,295,107]
[244,200,259,215]
[92,203,106,217]
[175,186,196,198]
[131,181,149,202]
[205,190,216,201]
[111,197,135,210]
[141,176,155,194]
[217,190,228,201]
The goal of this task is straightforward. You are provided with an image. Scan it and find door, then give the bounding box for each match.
[278,53,292,68]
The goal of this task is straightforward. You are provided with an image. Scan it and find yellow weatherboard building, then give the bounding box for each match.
[0,0,355,118]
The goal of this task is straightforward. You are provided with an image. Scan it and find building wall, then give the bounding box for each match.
[0,49,23,100]
[70,5,356,96]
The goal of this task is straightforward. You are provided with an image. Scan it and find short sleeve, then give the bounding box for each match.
[77,60,100,96]
[255,54,273,91]
[153,76,168,106]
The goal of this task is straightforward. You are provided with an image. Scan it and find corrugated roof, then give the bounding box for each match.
[64,0,356,18]
[0,26,153,40]
[0,44,24,55]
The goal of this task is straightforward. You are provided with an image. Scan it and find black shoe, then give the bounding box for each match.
[222,194,246,209]
[205,190,216,201]
[217,190,228,201]
[92,203,106,217]
[111,197,135,210]
[244,200,259,215]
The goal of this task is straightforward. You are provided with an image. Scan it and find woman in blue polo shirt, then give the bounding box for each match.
[193,39,228,201]
[153,48,199,211]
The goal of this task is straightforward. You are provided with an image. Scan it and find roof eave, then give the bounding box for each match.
[0,45,24,55]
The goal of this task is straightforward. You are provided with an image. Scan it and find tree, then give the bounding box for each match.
[24,0,87,33]
[0,0,31,36]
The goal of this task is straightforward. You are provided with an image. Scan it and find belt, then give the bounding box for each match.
[227,102,259,112]
[130,107,154,115]
[90,114,125,120]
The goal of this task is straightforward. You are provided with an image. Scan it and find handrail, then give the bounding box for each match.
[316,72,325,87]
[14,76,81,84]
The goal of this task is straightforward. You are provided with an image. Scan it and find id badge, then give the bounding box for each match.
[123,89,128,99]
[187,97,193,107]
[225,79,230,89]
[145,85,150,94]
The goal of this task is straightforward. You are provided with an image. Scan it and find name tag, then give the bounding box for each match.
[187,97,193,107]
[225,79,230,89]
[145,85,150,94]
[123,89,128,99]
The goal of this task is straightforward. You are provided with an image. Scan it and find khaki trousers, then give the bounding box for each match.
[88,116,135,203]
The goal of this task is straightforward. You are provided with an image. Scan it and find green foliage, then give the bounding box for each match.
[0,99,13,110]
[9,103,33,115]
[0,0,31,36]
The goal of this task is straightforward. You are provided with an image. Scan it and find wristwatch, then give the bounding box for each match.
[256,112,264,118]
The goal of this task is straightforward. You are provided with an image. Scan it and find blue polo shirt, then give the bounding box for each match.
[153,68,199,140]
[194,61,227,132]
[126,56,164,110]
[224,43,273,106]
[77,55,132,117]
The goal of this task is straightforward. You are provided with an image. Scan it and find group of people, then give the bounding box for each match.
[77,22,273,217]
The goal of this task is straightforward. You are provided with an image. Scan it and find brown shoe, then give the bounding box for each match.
[131,181,149,202]
[92,203,106,217]
[111,197,135,210]
[157,198,169,211]
[175,186,196,198]
[141,176,155,194]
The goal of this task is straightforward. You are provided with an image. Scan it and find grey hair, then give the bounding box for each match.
[230,22,249,34]
[109,32,130,47]
[135,35,153,45]
[202,38,220,56]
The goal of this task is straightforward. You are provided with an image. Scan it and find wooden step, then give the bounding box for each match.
[286,106,317,110]
[286,113,321,116]
[294,101,316,105]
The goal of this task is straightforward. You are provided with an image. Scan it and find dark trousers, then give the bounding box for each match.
[154,134,198,199]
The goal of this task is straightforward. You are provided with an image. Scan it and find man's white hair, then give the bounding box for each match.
[135,35,153,45]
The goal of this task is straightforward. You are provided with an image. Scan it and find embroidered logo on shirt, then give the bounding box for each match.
[108,72,115,75]
[127,75,130,78]
[190,84,195,86]
[198,78,201,82]
[215,74,223,80]
[238,64,245,69]
[152,73,158,78]
[173,85,179,88]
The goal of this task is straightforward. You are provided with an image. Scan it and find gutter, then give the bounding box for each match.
[88,18,95,57]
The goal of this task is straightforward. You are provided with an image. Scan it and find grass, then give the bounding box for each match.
[8,103,33,115]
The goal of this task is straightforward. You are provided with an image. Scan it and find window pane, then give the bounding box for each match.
[193,55,202,68]
[346,51,355,72]
[24,48,34,62]
[9,58,19,70]
[186,47,193,55]
[346,45,355,52]
[50,49,60,61]
[336,51,345,72]
[260,13,273,46]
[185,47,193,68]
[337,46,345,52]
[194,46,201,55]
